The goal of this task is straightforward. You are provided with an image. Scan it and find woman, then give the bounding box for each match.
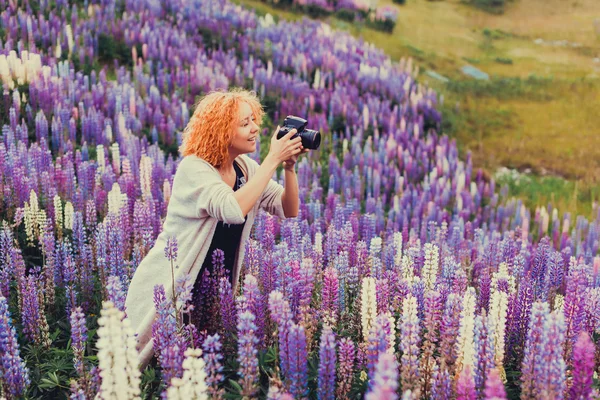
[124,88,307,370]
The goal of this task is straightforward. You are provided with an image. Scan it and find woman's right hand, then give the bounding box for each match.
[267,126,303,164]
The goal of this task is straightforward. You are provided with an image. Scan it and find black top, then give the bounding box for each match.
[200,160,247,282]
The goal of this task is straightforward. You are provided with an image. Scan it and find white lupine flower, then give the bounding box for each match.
[140,155,153,200]
[53,196,63,231]
[97,145,106,173]
[393,232,403,267]
[361,277,377,342]
[554,294,565,314]
[107,183,127,216]
[24,203,35,245]
[313,68,321,90]
[401,254,415,283]
[489,290,508,381]
[111,143,120,174]
[65,25,74,55]
[55,37,62,59]
[362,104,369,131]
[422,243,439,290]
[314,232,323,253]
[456,287,476,375]
[96,301,141,400]
[63,201,74,230]
[384,311,396,354]
[166,348,207,400]
[36,209,47,237]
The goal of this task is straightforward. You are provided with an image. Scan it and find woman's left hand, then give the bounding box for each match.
[283,146,309,170]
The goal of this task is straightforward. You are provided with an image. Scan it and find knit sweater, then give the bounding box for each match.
[124,153,286,370]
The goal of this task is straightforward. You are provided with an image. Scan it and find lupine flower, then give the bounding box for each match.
[456,287,476,376]
[520,301,549,398]
[484,368,507,400]
[70,307,88,378]
[473,314,494,398]
[399,294,420,394]
[202,334,225,399]
[488,289,508,381]
[317,325,336,400]
[237,310,259,397]
[95,301,141,399]
[0,294,30,398]
[420,290,442,398]
[166,348,208,400]
[365,353,399,400]
[569,331,595,400]
[361,277,377,342]
[336,337,356,399]
[430,361,452,400]
[422,243,439,290]
[321,267,339,326]
[107,275,127,314]
[288,323,308,397]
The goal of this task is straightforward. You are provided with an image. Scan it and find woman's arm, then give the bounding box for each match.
[281,165,299,218]
[233,127,302,217]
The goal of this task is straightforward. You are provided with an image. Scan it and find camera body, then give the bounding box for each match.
[276,115,321,150]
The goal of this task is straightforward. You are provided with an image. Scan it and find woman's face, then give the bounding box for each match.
[230,101,259,156]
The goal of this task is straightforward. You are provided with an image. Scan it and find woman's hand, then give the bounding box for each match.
[266,126,303,164]
[283,147,309,170]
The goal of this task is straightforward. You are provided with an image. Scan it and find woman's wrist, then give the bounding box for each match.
[282,161,296,172]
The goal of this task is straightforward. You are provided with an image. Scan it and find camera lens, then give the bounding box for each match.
[301,129,321,150]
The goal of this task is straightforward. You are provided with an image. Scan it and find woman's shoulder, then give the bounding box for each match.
[236,154,260,174]
[178,155,217,172]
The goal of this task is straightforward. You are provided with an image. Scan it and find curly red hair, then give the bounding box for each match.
[180,88,264,168]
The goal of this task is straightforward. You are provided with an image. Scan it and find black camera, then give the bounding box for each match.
[276,116,321,150]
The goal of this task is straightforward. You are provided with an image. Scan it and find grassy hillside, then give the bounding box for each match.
[233,0,600,219]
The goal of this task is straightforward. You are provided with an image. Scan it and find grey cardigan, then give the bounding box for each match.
[124,154,286,370]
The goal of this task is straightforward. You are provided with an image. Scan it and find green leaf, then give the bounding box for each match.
[228,379,243,394]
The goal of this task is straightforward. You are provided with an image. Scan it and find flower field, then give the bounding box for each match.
[1,0,599,399]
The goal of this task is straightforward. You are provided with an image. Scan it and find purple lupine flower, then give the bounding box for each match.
[473,313,494,399]
[237,310,259,398]
[367,313,392,379]
[456,365,476,400]
[0,225,14,298]
[288,323,308,398]
[164,235,178,262]
[202,333,225,399]
[365,353,398,400]
[569,331,595,399]
[317,325,336,400]
[269,291,294,379]
[399,294,420,393]
[20,274,41,344]
[106,275,127,314]
[336,337,356,399]
[219,277,236,351]
[520,301,549,398]
[507,273,534,364]
[563,265,587,360]
[376,278,391,314]
[241,274,265,346]
[537,311,566,398]
[321,267,339,326]
[484,368,507,400]
[0,294,30,398]
[430,361,452,400]
[420,290,442,398]
[159,342,186,389]
[440,293,462,376]
[70,306,88,378]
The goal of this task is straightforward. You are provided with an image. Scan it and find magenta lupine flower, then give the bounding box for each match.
[288,323,308,398]
[456,365,476,400]
[399,294,420,393]
[321,267,339,326]
[569,331,595,399]
[376,278,391,314]
[317,325,336,400]
[365,353,398,400]
[484,368,507,400]
[237,310,259,398]
[202,334,225,399]
[70,306,88,378]
[336,337,356,399]
[106,275,127,314]
[0,294,30,398]
[473,314,494,399]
